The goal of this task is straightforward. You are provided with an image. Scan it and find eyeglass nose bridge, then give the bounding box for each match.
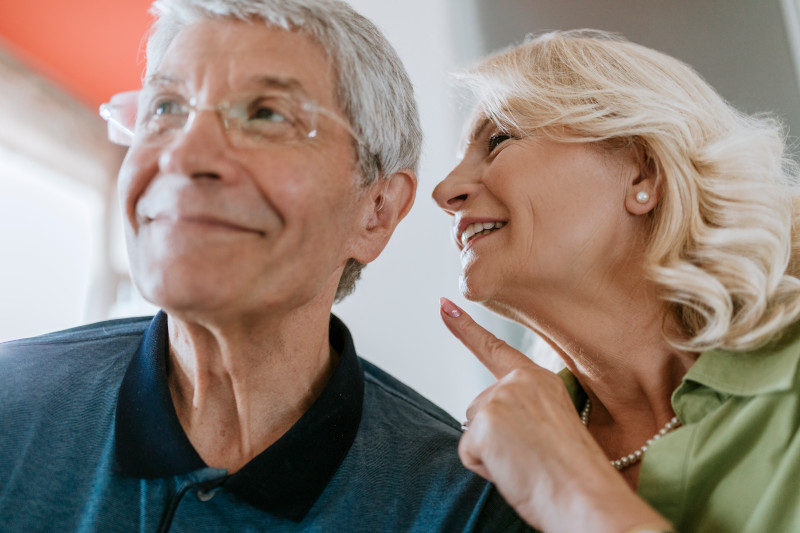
[181,100,236,137]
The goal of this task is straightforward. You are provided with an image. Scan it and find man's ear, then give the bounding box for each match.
[625,152,660,216]
[350,169,417,264]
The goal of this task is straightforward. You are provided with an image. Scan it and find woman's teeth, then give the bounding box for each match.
[461,221,507,246]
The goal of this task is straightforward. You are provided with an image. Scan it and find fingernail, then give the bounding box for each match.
[440,297,462,318]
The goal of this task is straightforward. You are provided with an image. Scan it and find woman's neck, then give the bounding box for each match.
[496,276,697,487]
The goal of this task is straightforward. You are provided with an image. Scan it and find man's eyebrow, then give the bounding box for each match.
[245,76,318,101]
[247,75,305,92]
[144,74,182,87]
[143,74,310,96]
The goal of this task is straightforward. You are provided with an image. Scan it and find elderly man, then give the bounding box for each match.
[0,0,528,531]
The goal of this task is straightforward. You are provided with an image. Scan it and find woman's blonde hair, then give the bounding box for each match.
[459,29,800,351]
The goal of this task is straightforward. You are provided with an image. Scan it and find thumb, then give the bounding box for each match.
[439,297,535,379]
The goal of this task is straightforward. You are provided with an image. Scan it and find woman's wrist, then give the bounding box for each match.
[531,467,672,533]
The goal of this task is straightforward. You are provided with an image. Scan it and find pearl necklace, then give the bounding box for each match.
[580,398,681,471]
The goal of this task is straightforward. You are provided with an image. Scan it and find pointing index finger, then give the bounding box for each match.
[439,297,536,379]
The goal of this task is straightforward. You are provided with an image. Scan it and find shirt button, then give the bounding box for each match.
[196,488,218,502]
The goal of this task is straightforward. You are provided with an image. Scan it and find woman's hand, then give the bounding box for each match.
[439,298,673,533]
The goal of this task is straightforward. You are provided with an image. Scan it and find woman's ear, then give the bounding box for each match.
[625,151,660,216]
[350,169,417,264]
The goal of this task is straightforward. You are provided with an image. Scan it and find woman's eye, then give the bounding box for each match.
[488,132,512,153]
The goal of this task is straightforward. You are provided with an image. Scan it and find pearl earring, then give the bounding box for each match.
[636,191,650,204]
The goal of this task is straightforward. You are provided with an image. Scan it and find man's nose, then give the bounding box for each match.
[432,161,480,214]
[156,109,234,181]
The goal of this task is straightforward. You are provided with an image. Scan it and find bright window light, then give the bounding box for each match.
[0,143,103,342]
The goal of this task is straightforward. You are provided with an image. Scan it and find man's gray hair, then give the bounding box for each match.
[145,0,422,300]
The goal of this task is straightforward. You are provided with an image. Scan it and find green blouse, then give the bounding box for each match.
[560,326,800,532]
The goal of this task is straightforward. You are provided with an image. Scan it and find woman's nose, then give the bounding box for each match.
[432,161,479,214]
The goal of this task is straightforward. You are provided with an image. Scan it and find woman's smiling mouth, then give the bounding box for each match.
[458,220,507,248]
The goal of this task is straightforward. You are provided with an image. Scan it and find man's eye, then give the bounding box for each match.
[248,99,292,123]
[153,100,183,117]
[250,106,286,122]
[488,132,512,153]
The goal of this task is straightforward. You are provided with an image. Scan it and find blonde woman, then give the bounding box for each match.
[434,30,800,533]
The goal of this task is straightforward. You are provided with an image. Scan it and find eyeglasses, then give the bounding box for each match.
[99,89,363,148]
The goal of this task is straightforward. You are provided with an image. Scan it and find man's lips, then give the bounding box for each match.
[141,213,266,236]
[455,218,508,250]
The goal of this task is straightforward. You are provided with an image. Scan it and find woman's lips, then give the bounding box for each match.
[455,218,508,250]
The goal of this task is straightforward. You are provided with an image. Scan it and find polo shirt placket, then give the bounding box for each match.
[115,312,364,530]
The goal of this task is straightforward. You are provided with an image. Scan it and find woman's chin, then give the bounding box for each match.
[459,272,524,320]
[458,273,493,303]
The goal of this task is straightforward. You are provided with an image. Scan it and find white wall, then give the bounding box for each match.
[472,0,800,148]
[0,144,103,341]
[332,0,500,419]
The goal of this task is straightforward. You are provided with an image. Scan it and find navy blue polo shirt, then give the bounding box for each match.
[0,313,528,532]
[115,311,363,522]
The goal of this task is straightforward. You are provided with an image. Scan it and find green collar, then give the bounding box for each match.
[558,324,800,415]
[682,324,800,396]
[559,368,587,413]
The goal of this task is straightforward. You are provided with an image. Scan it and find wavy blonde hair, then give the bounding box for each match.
[458,29,800,351]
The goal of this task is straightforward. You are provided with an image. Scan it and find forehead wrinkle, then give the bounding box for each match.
[241,75,311,98]
[143,72,316,107]
[145,29,321,92]
[145,73,183,87]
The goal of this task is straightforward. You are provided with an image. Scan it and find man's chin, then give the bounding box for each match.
[132,271,232,315]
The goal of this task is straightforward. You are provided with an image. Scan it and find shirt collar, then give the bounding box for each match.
[115,310,365,521]
[557,323,800,414]
[558,367,587,413]
[681,322,800,396]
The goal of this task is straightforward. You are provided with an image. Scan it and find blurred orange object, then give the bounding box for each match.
[0,0,154,108]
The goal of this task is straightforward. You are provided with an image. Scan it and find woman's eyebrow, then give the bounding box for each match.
[469,117,492,144]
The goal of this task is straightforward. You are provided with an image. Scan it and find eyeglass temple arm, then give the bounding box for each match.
[99,103,134,144]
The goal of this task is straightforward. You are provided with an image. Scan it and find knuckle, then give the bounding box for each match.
[470,409,492,430]
[502,367,534,386]
[457,435,470,460]
[488,385,517,407]
[483,335,509,358]
[457,436,479,468]
[505,368,526,381]
[475,391,510,418]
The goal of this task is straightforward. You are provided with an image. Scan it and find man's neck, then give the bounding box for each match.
[164,304,338,473]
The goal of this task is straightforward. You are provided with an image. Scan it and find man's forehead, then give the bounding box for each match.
[150,19,336,103]
[145,72,312,99]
